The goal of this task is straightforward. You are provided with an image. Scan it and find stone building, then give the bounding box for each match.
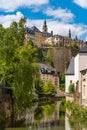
[25,20,53,47]
[39,63,59,93]
[44,29,84,48]
[44,29,71,46]
[44,34,71,46]
[25,20,84,48]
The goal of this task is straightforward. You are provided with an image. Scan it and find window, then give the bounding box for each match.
[70,80,72,84]
[83,85,85,96]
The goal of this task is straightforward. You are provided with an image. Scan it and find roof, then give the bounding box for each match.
[26,26,40,35]
[42,32,52,37]
[31,26,40,32]
[39,63,59,75]
[39,63,55,70]
[26,27,35,35]
[79,44,87,53]
[66,57,74,75]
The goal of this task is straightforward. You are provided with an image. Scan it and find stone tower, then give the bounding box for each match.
[69,29,71,39]
[42,20,48,32]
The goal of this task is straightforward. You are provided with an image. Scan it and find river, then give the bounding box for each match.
[1,99,87,130]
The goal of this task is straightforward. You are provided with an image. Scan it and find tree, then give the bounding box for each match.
[43,103,55,118]
[44,49,54,67]
[35,77,44,97]
[43,80,56,96]
[0,19,39,110]
[59,73,65,91]
[70,42,79,49]
[28,39,34,46]
[68,83,74,93]
[36,48,44,62]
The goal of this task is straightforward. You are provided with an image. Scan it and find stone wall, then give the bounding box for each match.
[53,47,71,73]
[41,47,79,73]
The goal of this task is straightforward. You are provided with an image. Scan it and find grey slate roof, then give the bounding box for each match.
[26,26,40,35]
[31,26,40,32]
[42,32,52,37]
[79,44,87,53]
[66,57,74,75]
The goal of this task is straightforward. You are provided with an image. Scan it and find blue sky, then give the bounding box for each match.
[0,0,87,40]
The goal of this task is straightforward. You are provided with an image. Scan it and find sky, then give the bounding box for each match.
[0,0,87,41]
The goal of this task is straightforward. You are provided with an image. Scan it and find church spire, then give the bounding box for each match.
[69,29,71,39]
[42,20,48,32]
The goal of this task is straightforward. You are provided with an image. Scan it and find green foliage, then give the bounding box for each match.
[68,83,74,93]
[35,78,57,97]
[28,39,34,46]
[36,48,44,62]
[66,101,87,128]
[60,98,66,112]
[59,98,66,118]
[0,18,39,111]
[59,73,65,91]
[44,49,54,67]
[70,42,79,49]
[34,102,56,122]
[35,77,44,97]
[34,106,44,122]
[43,80,56,96]
[73,43,79,49]
[0,113,5,123]
[0,112,5,129]
[42,103,55,118]
[60,73,65,84]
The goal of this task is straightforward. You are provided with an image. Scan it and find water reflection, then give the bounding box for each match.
[65,114,87,130]
[5,100,65,130]
[4,100,87,130]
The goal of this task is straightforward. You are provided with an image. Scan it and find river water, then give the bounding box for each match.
[2,100,87,130]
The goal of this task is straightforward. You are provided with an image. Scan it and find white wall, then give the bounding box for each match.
[75,54,79,84]
[65,116,71,130]
[65,75,75,93]
[66,51,87,94]
[79,53,87,94]
[81,70,87,107]
[75,53,87,92]
[79,53,87,71]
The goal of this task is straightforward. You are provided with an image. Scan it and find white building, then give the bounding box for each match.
[65,57,75,93]
[65,44,87,105]
[80,69,87,107]
[75,45,87,91]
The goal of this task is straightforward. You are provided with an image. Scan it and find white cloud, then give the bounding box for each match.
[0,0,49,12]
[44,7,74,22]
[0,12,24,28]
[26,19,87,40]
[85,36,87,41]
[73,0,87,8]
[0,12,87,40]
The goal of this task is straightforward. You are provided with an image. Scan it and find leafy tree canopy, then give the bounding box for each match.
[0,18,39,110]
[43,80,56,96]
[68,83,74,94]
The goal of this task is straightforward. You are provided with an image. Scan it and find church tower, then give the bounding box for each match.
[42,20,48,32]
[69,29,71,39]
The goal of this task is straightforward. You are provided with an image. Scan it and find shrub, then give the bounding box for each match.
[43,80,56,96]
[68,83,74,93]
[59,73,65,91]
